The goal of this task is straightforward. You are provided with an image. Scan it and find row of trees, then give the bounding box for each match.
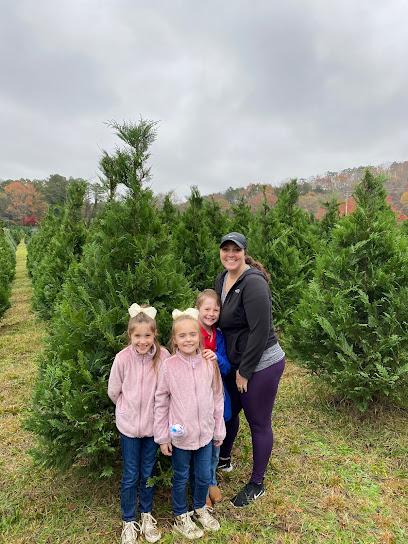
[0,223,17,319]
[26,119,408,477]
[0,175,106,225]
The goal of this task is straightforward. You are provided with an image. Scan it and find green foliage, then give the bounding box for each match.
[7,226,29,246]
[26,207,63,278]
[203,196,231,241]
[316,197,341,241]
[30,180,88,319]
[230,195,252,236]
[172,186,222,292]
[26,119,195,475]
[158,192,180,232]
[0,222,16,318]
[286,170,408,411]
[248,180,318,330]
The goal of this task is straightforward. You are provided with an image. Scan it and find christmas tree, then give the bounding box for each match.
[0,221,16,318]
[26,119,195,474]
[31,180,88,319]
[286,170,408,410]
[248,180,318,330]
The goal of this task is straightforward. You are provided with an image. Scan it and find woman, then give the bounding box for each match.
[215,232,285,507]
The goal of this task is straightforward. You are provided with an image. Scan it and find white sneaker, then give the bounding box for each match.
[193,505,220,531]
[121,521,138,544]
[173,511,204,539]
[139,512,161,543]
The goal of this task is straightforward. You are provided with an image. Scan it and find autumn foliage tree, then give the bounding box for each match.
[4,181,47,224]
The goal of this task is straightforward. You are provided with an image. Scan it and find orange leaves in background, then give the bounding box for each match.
[4,181,47,224]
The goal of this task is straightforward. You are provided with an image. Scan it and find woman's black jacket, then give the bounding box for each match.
[215,268,278,380]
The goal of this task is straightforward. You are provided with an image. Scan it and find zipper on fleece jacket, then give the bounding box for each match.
[192,357,202,447]
[138,355,145,437]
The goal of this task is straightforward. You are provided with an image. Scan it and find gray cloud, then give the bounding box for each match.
[1,0,408,199]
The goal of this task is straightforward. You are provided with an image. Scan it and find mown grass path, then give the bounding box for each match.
[1,243,408,543]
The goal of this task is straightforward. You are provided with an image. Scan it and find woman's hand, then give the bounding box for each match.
[213,440,223,447]
[236,370,248,393]
[160,443,172,456]
[202,349,217,362]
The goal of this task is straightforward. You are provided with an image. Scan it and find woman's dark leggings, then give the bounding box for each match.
[220,357,285,484]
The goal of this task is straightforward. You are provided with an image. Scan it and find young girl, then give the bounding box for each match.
[154,309,226,540]
[108,304,170,544]
[195,290,231,506]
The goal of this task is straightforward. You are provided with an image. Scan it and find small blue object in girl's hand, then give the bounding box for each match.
[169,424,184,437]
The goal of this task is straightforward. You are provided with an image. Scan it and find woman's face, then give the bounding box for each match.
[220,242,246,274]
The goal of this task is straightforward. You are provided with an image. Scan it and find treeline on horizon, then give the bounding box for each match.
[2,156,408,226]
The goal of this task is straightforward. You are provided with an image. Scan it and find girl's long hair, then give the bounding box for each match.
[245,254,271,282]
[171,313,223,396]
[127,311,161,372]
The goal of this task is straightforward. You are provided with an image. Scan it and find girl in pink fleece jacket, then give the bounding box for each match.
[108,304,170,544]
[154,310,226,540]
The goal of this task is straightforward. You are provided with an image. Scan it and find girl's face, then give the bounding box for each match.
[220,242,246,274]
[129,324,156,355]
[173,320,200,357]
[197,297,220,330]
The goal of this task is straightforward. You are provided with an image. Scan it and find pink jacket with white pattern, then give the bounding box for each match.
[154,349,226,450]
[108,344,170,438]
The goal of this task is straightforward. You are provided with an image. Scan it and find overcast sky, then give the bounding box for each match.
[1,0,408,199]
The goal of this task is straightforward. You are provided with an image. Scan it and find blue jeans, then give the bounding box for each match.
[210,443,220,487]
[120,434,158,521]
[172,442,212,516]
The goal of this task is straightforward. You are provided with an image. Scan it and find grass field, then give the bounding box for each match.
[1,243,407,543]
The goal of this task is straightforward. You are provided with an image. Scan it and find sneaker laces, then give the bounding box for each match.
[198,505,214,521]
[181,511,196,529]
[140,512,158,534]
[122,521,138,544]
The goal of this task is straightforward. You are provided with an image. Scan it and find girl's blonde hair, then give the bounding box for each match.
[171,313,223,396]
[127,310,161,371]
[170,314,202,355]
[195,289,221,310]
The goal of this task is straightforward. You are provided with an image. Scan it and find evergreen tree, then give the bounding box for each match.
[31,180,88,319]
[317,197,341,242]
[172,186,221,292]
[286,170,408,410]
[203,196,231,241]
[26,207,63,278]
[158,192,180,233]
[0,222,16,318]
[230,195,252,236]
[26,119,194,475]
[248,180,318,330]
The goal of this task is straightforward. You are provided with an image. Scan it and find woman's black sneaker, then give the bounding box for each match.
[230,482,265,507]
[217,458,233,472]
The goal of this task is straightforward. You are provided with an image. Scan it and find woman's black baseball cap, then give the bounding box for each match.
[220,232,247,249]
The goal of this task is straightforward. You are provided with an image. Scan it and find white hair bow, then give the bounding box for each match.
[172,308,199,320]
[128,303,157,320]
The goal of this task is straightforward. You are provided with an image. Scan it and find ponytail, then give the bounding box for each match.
[245,254,271,283]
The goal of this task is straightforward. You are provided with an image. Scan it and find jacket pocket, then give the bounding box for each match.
[229,332,248,363]
[116,395,129,415]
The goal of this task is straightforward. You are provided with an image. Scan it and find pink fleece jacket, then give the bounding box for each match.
[108,344,170,438]
[154,349,226,450]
